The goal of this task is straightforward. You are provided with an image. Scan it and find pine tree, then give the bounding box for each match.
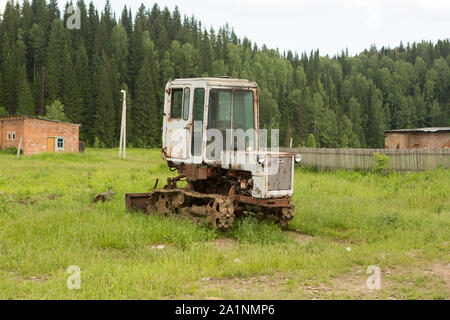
[1,39,18,114]
[17,65,35,115]
[94,53,115,147]
[347,97,364,147]
[45,19,65,105]
[132,31,160,147]
[111,23,129,84]
[60,43,83,123]
[75,41,92,139]
[29,23,45,78]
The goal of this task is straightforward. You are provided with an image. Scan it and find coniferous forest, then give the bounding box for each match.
[0,0,449,148]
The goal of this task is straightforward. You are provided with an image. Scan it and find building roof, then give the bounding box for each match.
[0,115,81,126]
[384,127,450,134]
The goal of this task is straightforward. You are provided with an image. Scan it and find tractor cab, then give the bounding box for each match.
[162,78,259,164]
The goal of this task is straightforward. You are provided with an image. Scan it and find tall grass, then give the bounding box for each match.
[0,149,448,299]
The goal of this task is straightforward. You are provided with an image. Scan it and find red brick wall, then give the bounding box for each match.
[22,118,79,155]
[385,132,450,149]
[0,118,24,150]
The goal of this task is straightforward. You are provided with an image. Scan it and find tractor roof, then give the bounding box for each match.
[168,77,258,88]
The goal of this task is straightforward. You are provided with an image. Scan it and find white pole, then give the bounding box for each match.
[123,91,126,159]
[119,90,127,159]
[119,113,123,158]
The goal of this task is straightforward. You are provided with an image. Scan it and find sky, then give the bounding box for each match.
[1,0,449,56]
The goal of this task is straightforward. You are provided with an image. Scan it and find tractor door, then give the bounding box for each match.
[165,86,192,160]
[191,86,207,164]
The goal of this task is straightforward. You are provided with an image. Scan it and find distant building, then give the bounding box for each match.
[0,115,80,155]
[384,127,450,149]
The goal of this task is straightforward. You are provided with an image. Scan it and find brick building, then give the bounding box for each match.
[0,115,80,155]
[384,127,450,149]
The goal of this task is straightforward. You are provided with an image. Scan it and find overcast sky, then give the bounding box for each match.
[1,0,449,56]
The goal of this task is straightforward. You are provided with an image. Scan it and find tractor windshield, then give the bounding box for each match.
[208,89,255,152]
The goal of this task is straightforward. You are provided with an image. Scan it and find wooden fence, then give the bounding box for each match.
[278,148,450,171]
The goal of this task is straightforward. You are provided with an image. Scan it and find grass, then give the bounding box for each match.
[0,148,448,299]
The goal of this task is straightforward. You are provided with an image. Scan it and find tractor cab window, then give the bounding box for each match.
[191,88,205,157]
[183,88,190,120]
[207,89,255,154]
[232,91,254,149]
[170,89,183,118]
[208,90,231,131]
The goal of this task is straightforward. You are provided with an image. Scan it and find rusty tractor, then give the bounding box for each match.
[125,77,302,229]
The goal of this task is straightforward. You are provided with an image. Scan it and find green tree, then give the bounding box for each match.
[60,44,83,123]
[347,97,364,147]
[132,32,160,147]
[17,66,35,115]
[45,100,67,121]
[94,53,115,147]
[317,107,338,148]
[45,19,65,105]
[306,133,316,148]
[111,23,129,84]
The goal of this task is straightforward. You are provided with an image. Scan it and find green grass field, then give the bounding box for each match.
[0,149,448,299]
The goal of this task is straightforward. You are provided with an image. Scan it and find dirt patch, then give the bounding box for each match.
[1,192,61,207]
[419,262,449,291]
[285,231,314,244]
[195,272,295,299]
[191,261,449,299]
[8,271,49,283]
[209,238,238,250]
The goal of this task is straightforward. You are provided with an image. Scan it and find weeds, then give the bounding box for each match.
[0,149,448,299]
[372,152,392,175]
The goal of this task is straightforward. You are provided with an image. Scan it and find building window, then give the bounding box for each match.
[56,137,64,150]
[7,131,16,141]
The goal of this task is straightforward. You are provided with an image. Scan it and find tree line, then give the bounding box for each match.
[0,0,449,148]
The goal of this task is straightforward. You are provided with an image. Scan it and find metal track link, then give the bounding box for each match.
[145,189,235,230]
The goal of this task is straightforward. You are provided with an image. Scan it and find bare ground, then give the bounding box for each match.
[186,235,449,300]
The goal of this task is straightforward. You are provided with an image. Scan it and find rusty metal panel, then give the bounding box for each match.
[267,156,292,191]
[198,167,208,179]
[231,194,293,208]
[125,193,152,212]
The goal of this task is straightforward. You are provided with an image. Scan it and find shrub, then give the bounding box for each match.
[306,133,317,148]
[372,152,391,174]
[0,147,18,155]
[93,137,102,148]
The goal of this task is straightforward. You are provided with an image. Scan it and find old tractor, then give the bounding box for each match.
[125,77,302,229]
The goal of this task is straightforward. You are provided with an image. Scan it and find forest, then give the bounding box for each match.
[0,0,449,148]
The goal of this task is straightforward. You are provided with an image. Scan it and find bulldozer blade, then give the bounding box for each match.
[125,193,152,212]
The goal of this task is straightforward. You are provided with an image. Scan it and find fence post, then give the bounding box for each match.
[16,137,23,159]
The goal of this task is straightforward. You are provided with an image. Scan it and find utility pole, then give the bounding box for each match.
[119,90,127,159]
